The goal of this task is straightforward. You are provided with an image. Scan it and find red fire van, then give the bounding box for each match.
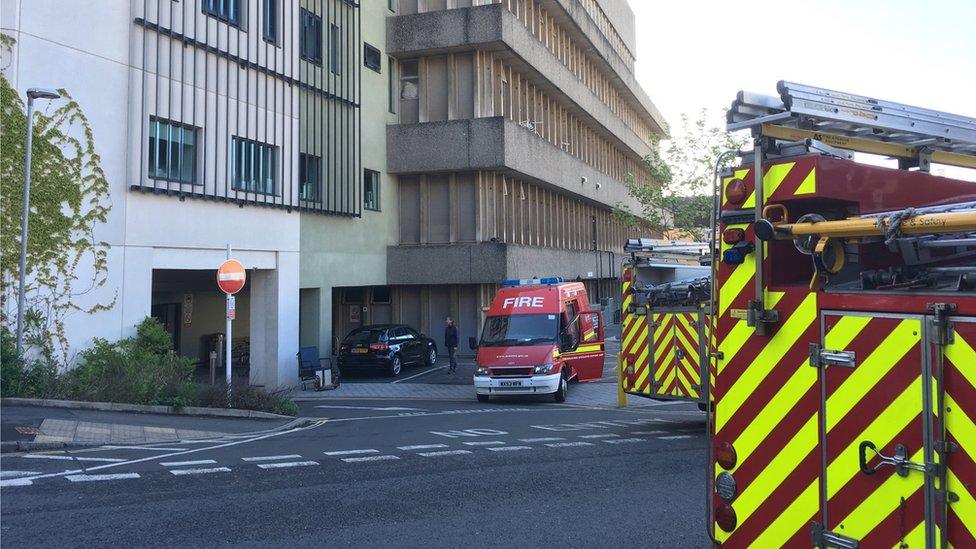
[471,278,605,402]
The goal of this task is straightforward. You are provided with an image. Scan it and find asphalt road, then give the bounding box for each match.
[1,398,708,548]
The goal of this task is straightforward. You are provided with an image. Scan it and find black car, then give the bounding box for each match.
[337,324,438,377]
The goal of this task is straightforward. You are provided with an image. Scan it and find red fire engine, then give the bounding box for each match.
[708,82,975,548]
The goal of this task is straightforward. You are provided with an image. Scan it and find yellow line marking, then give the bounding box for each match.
[719,254,755,317]
[946,333,976,389]
[743,162,795,208]
[716,319,752,376]
[795,166,816,195]
[750,481,818,547]
[947,466,976,540]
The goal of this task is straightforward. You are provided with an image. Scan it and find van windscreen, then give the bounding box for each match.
[480,315,558,347]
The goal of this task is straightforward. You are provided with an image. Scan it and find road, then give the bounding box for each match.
[1,397,708,548]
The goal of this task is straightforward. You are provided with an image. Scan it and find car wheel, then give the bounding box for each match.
[426,348,437,367]
[477,394,490,403]
[389,356,402,377]
[553,375,567,403]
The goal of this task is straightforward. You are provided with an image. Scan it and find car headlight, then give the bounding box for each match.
[475,367,489,376]
[534,363,554,374]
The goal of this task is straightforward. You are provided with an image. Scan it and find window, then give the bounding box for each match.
[231,137,276,195]
[329,24,341,75]
[263,0,277,43]
[364,169,380,211]
[399,59,419,123]
[300,9,322,64]
[389,0,397,12]
[364,43,381,73]
[387,56,397,114]
[299,153,321,201]
[372,286,391,304]
[148,117,196,184]
[203,0,241,26]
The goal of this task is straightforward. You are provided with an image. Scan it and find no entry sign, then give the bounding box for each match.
[217,259,246,294]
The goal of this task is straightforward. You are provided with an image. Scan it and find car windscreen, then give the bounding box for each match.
[344,328,387,344]
[480,315,558,347]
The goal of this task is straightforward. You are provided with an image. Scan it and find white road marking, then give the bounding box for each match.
[462,441,505,446]
[314,405,422,411]
[487,446,532,452]
[518,437,564,443]
[22,454,126,463]
[391,365,447,384]
[66,473,140,482]
[0,470,40,479]
[169,467,232,476]
[241,454,303,462]
[579,434,619,439]
[397,444,449,451]
[631,431,666,435]
[658,435,693,440]
[341,455,400,463]
[417,450,472,457]
[323,449,379,456]
[604,438,645,444]
[546,442,593,448]
[0,478,33,487]
[160,459,217,467]
[257,461,320,469]
[101,445,189,451]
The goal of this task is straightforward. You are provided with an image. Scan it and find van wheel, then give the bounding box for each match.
[477,394,490,403]
[389,356,402,377]
[553,376,567,403]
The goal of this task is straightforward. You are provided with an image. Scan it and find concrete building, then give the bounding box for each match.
[1,0,393,386]
[381,0,667,352]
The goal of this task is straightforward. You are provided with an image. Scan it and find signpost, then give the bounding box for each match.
[217,248,246,401]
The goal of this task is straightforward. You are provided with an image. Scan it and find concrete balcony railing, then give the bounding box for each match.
[387,241,625,285]
[387,117,634,209]
[387,4,664,158]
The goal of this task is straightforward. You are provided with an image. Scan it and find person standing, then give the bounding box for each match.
[444,317,459,374]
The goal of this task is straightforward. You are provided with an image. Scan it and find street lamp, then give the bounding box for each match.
[15,87,61,354]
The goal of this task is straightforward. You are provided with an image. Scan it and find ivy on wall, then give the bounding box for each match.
[0,33,114,365]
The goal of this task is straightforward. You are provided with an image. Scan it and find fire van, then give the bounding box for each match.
[708,81,976,548]
[471,277,605,402]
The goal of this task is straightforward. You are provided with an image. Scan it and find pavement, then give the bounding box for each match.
[1,396,708,548]
[1,405,292,449]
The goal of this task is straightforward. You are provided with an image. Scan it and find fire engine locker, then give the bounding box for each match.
[648,307,709,402]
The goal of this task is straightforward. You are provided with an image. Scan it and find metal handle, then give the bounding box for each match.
[859,440,878,475]
[859,441,931,477]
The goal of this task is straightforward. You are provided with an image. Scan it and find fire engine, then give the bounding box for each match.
[620,240,714,408]
[706,82,975,548]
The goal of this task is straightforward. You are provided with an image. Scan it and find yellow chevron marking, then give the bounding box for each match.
[765,290,786,309]
[947,466,976,540]
[717,319,752,375]
[835,446,925,542]
[719,239,755,317]
[722,168,751,207]
[795,166,816,195]
[716,293,817,434]
[634,345,650,392]
[674,329,701,388]
[654,314,672,342]
[825,320,921,432]
[751,481,819,547]
[731,315,871,474]
[622,316,642,351]
[743,162,795,208]
[633,364,650,394]
[945,391,976,530]
[946,332,976,388]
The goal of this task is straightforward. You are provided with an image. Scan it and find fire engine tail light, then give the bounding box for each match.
[622,268,632,283]
[716,441,737,470]
[715,504,737,533]
[725,179,748,206]
[722,228,745,245]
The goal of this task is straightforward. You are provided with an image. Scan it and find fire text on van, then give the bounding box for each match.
[502,296,545,308]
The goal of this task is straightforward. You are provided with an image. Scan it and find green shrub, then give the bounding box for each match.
[1,328,59,398]
[192,383,299,416]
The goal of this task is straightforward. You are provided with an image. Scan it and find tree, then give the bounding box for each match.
[0,34,113,364]
[618,109,747,241]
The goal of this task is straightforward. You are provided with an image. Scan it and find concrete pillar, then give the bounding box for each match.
[249,251,300,388]
[121,246,154,339]
[318,289,334,356]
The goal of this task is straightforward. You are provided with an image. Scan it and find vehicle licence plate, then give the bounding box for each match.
[352,348,368,354]
[499,380,523,387]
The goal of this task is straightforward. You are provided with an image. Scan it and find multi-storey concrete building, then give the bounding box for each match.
[377,0,667,351]
[2,0,664,381]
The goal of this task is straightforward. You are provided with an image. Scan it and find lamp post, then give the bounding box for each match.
[15,87,61,354]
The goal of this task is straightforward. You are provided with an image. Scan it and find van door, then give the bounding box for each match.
[561,311,605,381]
[939,315,975,548]
[814,311,936,548]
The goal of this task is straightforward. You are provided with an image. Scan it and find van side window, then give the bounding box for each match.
[563,302,580,348]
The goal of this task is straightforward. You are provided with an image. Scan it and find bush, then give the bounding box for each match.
[1,328,59,398]
[193,383,299,416]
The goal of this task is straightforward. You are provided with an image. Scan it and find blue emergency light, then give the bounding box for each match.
[501,277,564,287]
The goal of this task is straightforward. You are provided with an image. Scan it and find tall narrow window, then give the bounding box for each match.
[263,0,277,43]
[203,0,241,26]
[231,137,276,195]
[329,24,341,75]
[364,43,381,73]
[148,117,196,184]
[299,153,321,201]
[387,56,397,114]
[388,0,397,12]
[399,59,419,123]
[300,8,322,64]
[364,169,381,211]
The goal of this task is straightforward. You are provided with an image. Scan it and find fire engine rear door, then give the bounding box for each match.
[649,312,676,397]
[670,310,705,401]
[940,316,976,547]
[816,311,936,548]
